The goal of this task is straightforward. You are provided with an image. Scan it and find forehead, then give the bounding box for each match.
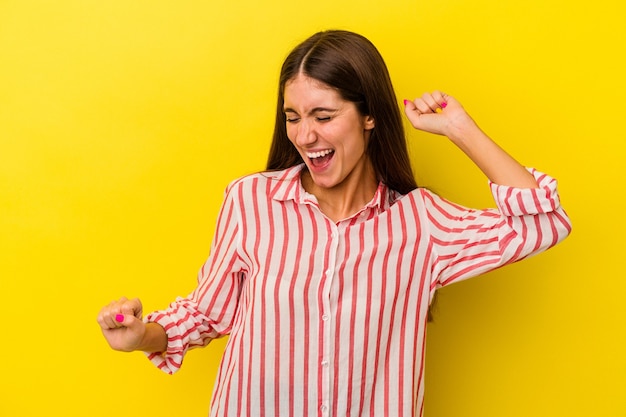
[283,75,343,110]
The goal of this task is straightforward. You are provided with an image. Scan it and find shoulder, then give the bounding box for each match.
[223,165,302,200]
[225,171,268,192]
[389,186,439,206]
[388,187,472,219]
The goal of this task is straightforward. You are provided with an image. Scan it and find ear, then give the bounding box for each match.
[364,115,375,130]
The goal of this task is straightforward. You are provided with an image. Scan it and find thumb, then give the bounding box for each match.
[107,314,146,352]
[115,313,144,330]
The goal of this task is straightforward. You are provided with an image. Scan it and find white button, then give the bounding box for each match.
[321,405,328,412]
[321,314,329,321]
[325,270,332,277]
[321,360,328,367]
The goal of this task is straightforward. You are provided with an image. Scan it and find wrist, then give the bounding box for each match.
[139,322,168,353]
[446,117,484,149]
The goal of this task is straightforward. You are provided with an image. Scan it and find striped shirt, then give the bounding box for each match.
[145,163,572,417]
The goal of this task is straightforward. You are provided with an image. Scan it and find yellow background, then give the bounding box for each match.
[1,1,624,416]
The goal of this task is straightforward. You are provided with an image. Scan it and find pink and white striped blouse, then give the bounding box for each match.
[145,164,571,417]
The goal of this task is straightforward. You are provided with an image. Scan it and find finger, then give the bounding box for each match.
[436,91,456,110]
[120,301,135,316]
[432,90,445,103]
[420,93,440,113]
[96,310,110,329]
[105,312,135,330]
[403,99,421,128]
[436,92,447,113]
[97,309,118,330]
[101,308,123,329]
[112,313,144,336]
[113,313,127,326]
[97,297,131,329]
[412,98,432,114]
[403,99,435,129]
[121,297,143,319]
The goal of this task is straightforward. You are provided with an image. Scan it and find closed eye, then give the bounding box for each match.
[285,113,300,123]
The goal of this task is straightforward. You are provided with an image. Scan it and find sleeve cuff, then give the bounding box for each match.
[142,309,186,375]
[489,168,561,216]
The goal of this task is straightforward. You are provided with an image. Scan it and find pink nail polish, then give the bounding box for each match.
[403,99,410,106]
[441,102,447,109]
[115,314,124,323]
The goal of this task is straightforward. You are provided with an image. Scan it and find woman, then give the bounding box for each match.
[97,30,571,416]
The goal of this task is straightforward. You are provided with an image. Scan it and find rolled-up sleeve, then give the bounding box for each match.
[428,168,572,288]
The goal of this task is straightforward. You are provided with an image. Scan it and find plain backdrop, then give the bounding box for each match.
[1,1,624,416]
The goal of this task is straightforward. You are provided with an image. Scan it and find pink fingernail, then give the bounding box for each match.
[441,102,447,109]
[403,99,410,106]
[115,314,124,323]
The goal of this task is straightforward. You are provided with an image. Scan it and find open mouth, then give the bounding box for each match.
[307,149,335,168]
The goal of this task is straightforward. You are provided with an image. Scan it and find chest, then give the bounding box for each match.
[237,197,431,309]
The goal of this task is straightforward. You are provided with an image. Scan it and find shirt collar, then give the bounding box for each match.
[269,164,394,212]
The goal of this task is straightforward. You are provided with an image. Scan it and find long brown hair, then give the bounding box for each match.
[266,30,418,194]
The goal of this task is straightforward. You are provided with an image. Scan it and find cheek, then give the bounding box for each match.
[285,125,297,145]
[343,130,368,153]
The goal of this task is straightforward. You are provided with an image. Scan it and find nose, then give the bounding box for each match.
[294,118,317,147]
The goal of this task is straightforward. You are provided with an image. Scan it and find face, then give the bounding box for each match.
[283,74,375,193]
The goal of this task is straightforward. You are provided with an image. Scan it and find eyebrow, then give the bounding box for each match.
[283,106,338,114]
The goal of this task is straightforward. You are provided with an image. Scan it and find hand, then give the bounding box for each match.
[96,297,146,352]
[403,91,478,143]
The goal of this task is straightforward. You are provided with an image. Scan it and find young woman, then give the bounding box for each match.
[97,30,572,416]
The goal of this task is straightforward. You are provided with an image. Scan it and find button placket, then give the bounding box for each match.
[319,222,338,417]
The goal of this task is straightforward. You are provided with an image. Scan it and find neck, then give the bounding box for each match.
[301,164,378,223]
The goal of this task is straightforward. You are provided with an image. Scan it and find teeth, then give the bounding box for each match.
[307,149,333,159]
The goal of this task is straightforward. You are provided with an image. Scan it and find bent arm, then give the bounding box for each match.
[447,121,538,189]
[404,92,571,287]
[404,91,538,189]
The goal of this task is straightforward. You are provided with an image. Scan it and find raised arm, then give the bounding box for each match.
[403,91,538,189]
